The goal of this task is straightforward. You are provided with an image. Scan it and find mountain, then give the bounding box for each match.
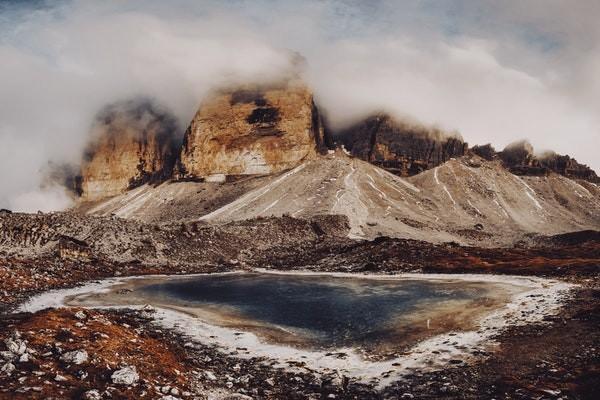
[78,99,178,200]
[72,82,600,247]
[175,80,329,180]
[78,150,600,246]
[473,140,600,182]
[334,113,467,176]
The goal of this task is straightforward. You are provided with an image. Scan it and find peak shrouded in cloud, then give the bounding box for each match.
[1,0,599,211]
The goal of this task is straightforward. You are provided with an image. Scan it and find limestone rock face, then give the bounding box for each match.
[538,152,599,182]
[499,140,599,181]
[471,144,497,161]
[79,100,178,200]
[499,140,536,167]
[175,81,327,179]
[336,114,467,176]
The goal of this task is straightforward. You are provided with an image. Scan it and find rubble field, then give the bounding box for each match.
[0,213,598,399]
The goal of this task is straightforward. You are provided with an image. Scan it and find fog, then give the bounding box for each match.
[1,0,598,211]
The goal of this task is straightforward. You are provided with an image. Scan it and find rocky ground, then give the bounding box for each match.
[0,213,598,399]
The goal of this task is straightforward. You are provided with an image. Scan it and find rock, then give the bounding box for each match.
[175,80,328,179]
[471,144,497,161]
[541,389,561,397]
[111,366,139,385]
[4,337,27,355]
[18,353,29,363]
[79,99,178,200]
[499,140,539,171]
[325,373,343,387]
[75,310,87,320]
[0,351,16,362]
[335,113,467,176]
[498,140,599,182]
[311,375,323,387]
[224,394,253,400]
[54,374,68,382]
[1,362,15,375]
[205,174,227,183]
[160,386,171,394]
[265,377,275,387]
[204,370,217,381]
[60,349,88,365]
[538,151,599,182]
[400,393,414,399]
[57,236,91,261]
[83,389,102,400]
[159,396,181,400]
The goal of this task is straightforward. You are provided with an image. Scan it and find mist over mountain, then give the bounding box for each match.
[1,0,599,211]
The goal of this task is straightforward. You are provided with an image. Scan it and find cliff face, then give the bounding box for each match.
[498,140,599,182]
[175,81,328,179]
[79,100,178,200]
[336,114,467,176]
[538,152,599,181]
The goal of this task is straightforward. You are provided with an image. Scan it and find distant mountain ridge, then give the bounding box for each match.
[75,88,598,202]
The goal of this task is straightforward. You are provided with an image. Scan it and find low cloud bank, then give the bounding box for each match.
[1,0,598,211]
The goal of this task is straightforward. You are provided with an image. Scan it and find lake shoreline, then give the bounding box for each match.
[19,270,574,387]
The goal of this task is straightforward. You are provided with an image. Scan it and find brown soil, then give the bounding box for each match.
[0,308,193,399]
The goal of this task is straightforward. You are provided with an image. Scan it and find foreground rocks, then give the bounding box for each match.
[0,213,598,399]
[0,308,194,399]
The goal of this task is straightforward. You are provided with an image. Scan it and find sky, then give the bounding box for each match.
[0,0,599,211]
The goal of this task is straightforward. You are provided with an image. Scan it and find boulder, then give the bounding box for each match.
[1,362,15,375]
[83,390,102,400]
[60,349,88,365]
[111,365,139,385]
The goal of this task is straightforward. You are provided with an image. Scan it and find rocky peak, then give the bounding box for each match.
[175,80,329,180]
[493,140,599,182]
[335,114,467,176]
[498,140,536,167]
[79,99,178,200]
[471,144,497,161]
[538,151,599,182]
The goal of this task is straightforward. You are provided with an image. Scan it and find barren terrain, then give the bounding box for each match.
[0,209,598,399]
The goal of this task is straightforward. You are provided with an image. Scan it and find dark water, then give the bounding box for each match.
[139,273,489,349]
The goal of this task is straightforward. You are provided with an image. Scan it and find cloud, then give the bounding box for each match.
[0,0,598,211]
